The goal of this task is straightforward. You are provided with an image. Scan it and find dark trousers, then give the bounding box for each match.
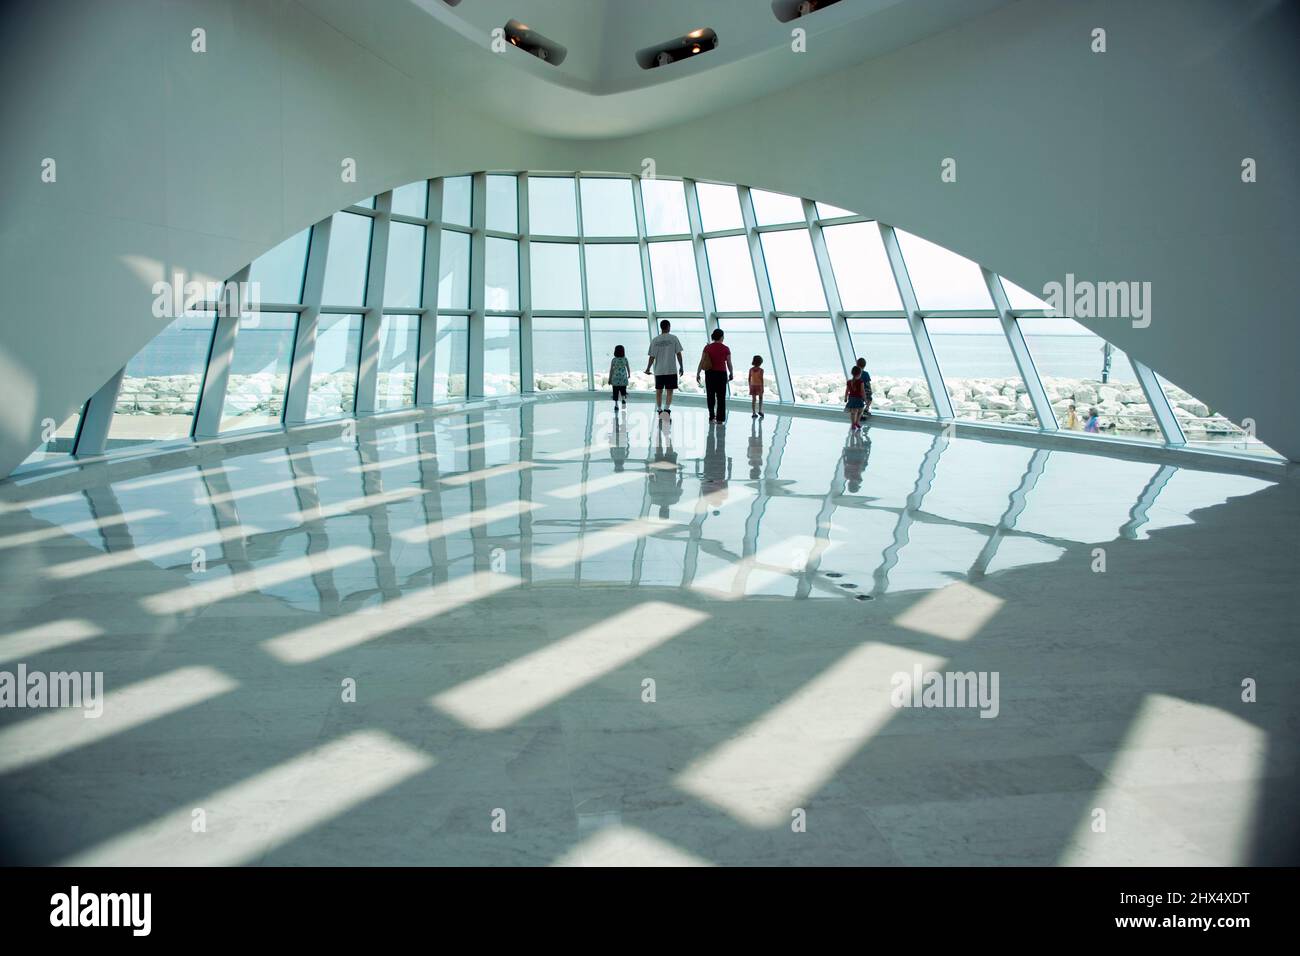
[705,370,729,422]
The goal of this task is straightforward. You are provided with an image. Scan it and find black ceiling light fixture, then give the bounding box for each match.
[503,18,567,66]
[771,0,844,23]
[636,28,719,71]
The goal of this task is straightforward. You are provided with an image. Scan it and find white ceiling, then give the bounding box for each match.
[304,0,1012,137]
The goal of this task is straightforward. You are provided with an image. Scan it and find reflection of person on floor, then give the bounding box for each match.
[748,418,764,479]
[609,426,629,472]
[842,429,870,493]
[700,421,731,508]
[648,421,683,518]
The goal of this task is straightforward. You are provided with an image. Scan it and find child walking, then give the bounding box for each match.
[749,355,765,419]
[854,357,873,417]
[845,366,867,430]
[608,345,629,412]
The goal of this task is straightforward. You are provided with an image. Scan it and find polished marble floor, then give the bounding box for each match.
[0,398,1297,865]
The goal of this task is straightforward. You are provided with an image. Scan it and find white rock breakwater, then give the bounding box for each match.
[112,370,1244,441]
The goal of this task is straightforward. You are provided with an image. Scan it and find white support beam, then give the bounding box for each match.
[682,179,720,336]
[878,223,955,420]
[803,198,856,375]
[75,366,125,456]
[517,173,535,393]
[630,174,661,345]
[1133,359,1186,446]
[737,185,794,403]
[284,217,332,424]
[192,266,249,438]
[466,172,487,397]
[573,172,594,389]
[416,179,443,406]
[984,266,1057,431]
[354,193,392,414]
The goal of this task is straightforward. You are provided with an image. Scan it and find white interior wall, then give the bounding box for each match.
[1,0,1296,476]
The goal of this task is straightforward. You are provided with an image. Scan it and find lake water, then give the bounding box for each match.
[130,327,1135,385]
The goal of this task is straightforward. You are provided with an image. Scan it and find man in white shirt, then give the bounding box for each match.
[645,319,684,415]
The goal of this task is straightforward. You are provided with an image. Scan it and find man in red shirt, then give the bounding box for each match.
[696,328,734,423]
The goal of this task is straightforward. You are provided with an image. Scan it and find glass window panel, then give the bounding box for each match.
[648,241,702,312]
[390,180,428,218]
[528,177,578,236]
[659,317,705,394]
[485,237,519,311]
[705,235,760,312]
[321,212,372,306]
[816,201,856,219]
[533,317,588,391]
[433,314,468,401]
[778,317,845,406]
[306,313,361,420]
[583,244,645,311]
[759,229,827,312]
[717,318,778,399]
[1156,373,1282,458]
[823,222,903,311]
[590,318,653,393]
[220,313,296,431]
[442,176,472,226]
[695,182,743,232]
[1000,275,1051,311]
[483,316,520,396]
[579,178,637,237]
[750,188,805,226]
[530,242,582,311]
[248,228,310,304]
[1019,316,1158,442]
[354,195,375,210]
[895,229,992,310]
[438,230,470,309]
[640,179,690,236]
[925,317,1038,426]
[108,312,216,445]
[376,315,419,410]
[383,222,425,308]
[486,174,518,233]
[847,318,933,416]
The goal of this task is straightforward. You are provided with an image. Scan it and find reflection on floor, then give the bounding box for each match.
[0,399,1296,865]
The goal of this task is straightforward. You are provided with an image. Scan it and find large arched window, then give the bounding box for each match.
[23,172,1279,469]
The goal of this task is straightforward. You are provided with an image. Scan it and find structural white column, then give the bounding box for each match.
[284,217,332,423]
[630,174,661,344]
[193,266,249,437]
[878,223,955,420]
[517,173,535,393]
[75,367,125,455]
[467,172,487,397]
[573,172,594,389]
[983,266,1056,430]
[355,196,392,414]
[682,179,720,336]
[1133,359,1186,446]
[416,179,443,407]
[803,198,856,374]
[737,185,793,402]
